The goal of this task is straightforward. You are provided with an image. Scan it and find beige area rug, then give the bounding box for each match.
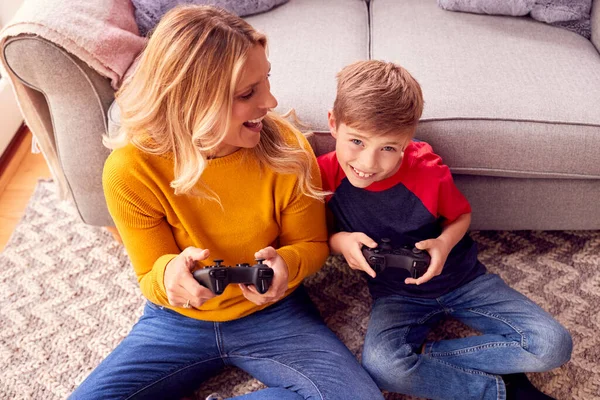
[1,180,599,400]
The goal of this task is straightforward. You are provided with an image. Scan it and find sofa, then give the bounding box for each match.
[2,0,600,231]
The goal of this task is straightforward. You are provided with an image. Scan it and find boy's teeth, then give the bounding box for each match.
[352,166,373,178]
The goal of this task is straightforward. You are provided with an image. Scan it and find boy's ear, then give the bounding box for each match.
[327,111,337,138]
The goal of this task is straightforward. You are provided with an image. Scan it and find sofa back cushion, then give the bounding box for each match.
[371,0,600,180]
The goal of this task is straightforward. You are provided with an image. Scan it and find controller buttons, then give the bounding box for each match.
[412,248,422,254]
[210,269,227,278]
[259,269,274,278]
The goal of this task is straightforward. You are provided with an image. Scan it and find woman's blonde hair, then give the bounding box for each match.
[106,5,323,200]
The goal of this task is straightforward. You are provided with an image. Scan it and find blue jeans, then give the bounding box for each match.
[69,286,383,400]
[362,273,572,400]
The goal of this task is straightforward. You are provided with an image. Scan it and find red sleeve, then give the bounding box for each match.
[317,151,343,201]
[436,163,472,222]
[403,142,470,222]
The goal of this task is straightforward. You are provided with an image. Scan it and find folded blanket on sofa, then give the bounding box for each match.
[133,0,290,36]
[438,0,592,39]
[0,0,146,199]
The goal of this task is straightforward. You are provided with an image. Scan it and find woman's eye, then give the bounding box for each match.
[382,146,396,152]
[351,139,363,146]
[240,90,254,100]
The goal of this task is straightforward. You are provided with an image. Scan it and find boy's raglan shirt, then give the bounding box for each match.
[318,141,486,299]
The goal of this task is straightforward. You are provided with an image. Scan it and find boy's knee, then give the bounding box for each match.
[362,343,416,387]
[528,321,573,370]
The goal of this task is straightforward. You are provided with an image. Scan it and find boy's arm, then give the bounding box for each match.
[329,231,378,278]
[439,212,471,250]
[405,212,471,285]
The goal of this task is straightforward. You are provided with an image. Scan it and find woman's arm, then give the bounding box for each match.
[102,149,199,307]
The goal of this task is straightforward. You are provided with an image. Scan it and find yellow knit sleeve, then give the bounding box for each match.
[102,147,179,306]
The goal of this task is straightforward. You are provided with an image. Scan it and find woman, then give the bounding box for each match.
[69,5,383,400]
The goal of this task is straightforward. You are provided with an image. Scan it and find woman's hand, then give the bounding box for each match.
[239,246,289,305]
[164,247,216,309]
[331,232,377,278]
[404,238,451,286]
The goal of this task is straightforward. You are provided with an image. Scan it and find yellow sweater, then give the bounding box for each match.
[102,126,328,321]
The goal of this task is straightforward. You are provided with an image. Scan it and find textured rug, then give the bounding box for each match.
[1,180,599,400]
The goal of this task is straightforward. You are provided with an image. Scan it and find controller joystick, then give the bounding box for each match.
[361,238,431,279]
[193,258,274,295]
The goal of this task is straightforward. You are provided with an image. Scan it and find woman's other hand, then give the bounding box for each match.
[164,247,216,309]
[239,246,289,305]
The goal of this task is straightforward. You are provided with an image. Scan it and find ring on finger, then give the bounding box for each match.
[183,299,191,309]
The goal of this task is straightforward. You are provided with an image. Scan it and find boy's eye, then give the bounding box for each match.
[351,139,363,146]
[382,146,396,152]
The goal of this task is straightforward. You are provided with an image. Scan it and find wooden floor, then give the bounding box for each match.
[0,129,51,250]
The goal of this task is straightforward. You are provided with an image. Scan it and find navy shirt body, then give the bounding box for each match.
[318,141,486,299]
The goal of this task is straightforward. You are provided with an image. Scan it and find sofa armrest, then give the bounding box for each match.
[3,35,115,226]
[593,0,600,53]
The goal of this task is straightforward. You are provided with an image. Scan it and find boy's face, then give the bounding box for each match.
[328,112,413,189]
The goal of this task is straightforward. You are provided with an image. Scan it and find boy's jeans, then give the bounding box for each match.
[362,273,572,400]
[69,286,383,400]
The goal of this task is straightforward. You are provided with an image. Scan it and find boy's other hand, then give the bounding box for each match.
[404,238,451,285]
[332,232,378,278]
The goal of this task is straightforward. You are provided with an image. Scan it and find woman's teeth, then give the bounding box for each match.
[243,116,265,129]
[351,166,373,178]
[246,116,264,124]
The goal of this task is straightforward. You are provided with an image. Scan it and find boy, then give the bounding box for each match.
[317,60,572,400]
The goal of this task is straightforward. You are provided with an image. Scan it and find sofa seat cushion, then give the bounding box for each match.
[245,0,369,132]
[371,0,600,179]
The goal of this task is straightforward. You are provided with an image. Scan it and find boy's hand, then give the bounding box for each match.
[331,232,378,278]
[404,238,452,285]
[239,246,289,306]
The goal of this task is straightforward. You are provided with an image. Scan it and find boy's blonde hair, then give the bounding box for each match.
[106,5,323,200]
[332,60,424,137]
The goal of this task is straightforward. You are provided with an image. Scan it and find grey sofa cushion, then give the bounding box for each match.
[245,0,369,132]
[109,0,369,136]
[371,0,600,179]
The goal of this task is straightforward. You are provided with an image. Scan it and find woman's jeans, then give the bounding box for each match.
[69,286,383,400]
[362,273,572,400]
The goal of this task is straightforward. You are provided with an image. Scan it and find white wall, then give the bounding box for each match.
[0,0,25,156]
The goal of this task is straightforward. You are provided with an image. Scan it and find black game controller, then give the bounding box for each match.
[361,238,431,279]
[193,259,274,295]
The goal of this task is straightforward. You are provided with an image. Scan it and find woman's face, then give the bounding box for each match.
[214,44,278,158]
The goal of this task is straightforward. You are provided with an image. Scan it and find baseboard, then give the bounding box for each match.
[0,124,31,195]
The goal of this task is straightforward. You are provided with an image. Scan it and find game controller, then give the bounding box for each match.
[193,259,274,295]
[361,238,431,279]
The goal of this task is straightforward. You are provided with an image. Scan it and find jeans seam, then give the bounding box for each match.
[497,374,506,400]
[228,354,324,400]
[123,356,224,400]
[429,340,522,357]
[467,308,528,349]
[428,356,499,378]
[214,322,227,361]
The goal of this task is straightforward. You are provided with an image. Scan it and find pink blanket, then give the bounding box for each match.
[0,0,146,198]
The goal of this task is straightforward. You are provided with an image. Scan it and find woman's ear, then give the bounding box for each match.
[327,111,337,139]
